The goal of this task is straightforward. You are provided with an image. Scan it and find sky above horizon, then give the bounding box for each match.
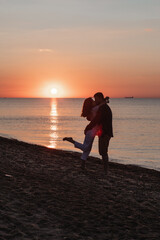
[0,0,160,98]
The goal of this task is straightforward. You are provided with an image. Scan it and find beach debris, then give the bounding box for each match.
[5,174,13,178]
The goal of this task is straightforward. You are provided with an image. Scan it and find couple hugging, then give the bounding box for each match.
[63,92,113,174]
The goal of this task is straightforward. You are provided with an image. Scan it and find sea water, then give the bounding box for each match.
[0,98,160,171]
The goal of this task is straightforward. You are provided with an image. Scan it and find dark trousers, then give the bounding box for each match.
[99,135,111,173]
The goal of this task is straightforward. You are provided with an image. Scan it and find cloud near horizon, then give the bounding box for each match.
[38,48,54,53]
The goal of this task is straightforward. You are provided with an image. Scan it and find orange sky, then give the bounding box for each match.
[0,1,160,98]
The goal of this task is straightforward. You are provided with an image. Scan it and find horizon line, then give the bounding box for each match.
[0,97,160,99]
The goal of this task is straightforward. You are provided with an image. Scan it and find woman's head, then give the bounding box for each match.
[81,97,94,117]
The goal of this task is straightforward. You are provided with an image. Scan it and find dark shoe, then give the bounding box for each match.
[81,160,86,170]
[63,137,74,143]
[102,160,108,175]
[102,155,109,175]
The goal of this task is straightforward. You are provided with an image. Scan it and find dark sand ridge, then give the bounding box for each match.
[0,136,160,240]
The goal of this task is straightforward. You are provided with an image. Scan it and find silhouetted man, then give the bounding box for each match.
[85,92,113,174]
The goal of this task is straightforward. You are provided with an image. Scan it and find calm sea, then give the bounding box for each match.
[0,98,160,171]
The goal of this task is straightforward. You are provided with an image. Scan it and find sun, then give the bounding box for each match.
[50,88,58,95]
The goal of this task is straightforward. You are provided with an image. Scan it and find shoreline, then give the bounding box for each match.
[1,134,159,173]
[0,136,160,239]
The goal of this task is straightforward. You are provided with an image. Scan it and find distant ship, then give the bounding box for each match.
[125,96,134,99]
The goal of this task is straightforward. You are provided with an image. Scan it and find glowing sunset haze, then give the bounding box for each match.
[0,0,160,98]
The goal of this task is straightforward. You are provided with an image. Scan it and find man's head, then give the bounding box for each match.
[94,92,104,104]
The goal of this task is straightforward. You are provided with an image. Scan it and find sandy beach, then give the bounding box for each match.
[0,136,160,240]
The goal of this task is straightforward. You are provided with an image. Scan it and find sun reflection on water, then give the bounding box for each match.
[48,99,58,148]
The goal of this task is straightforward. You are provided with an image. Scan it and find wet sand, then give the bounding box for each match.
[0,136,160,240]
